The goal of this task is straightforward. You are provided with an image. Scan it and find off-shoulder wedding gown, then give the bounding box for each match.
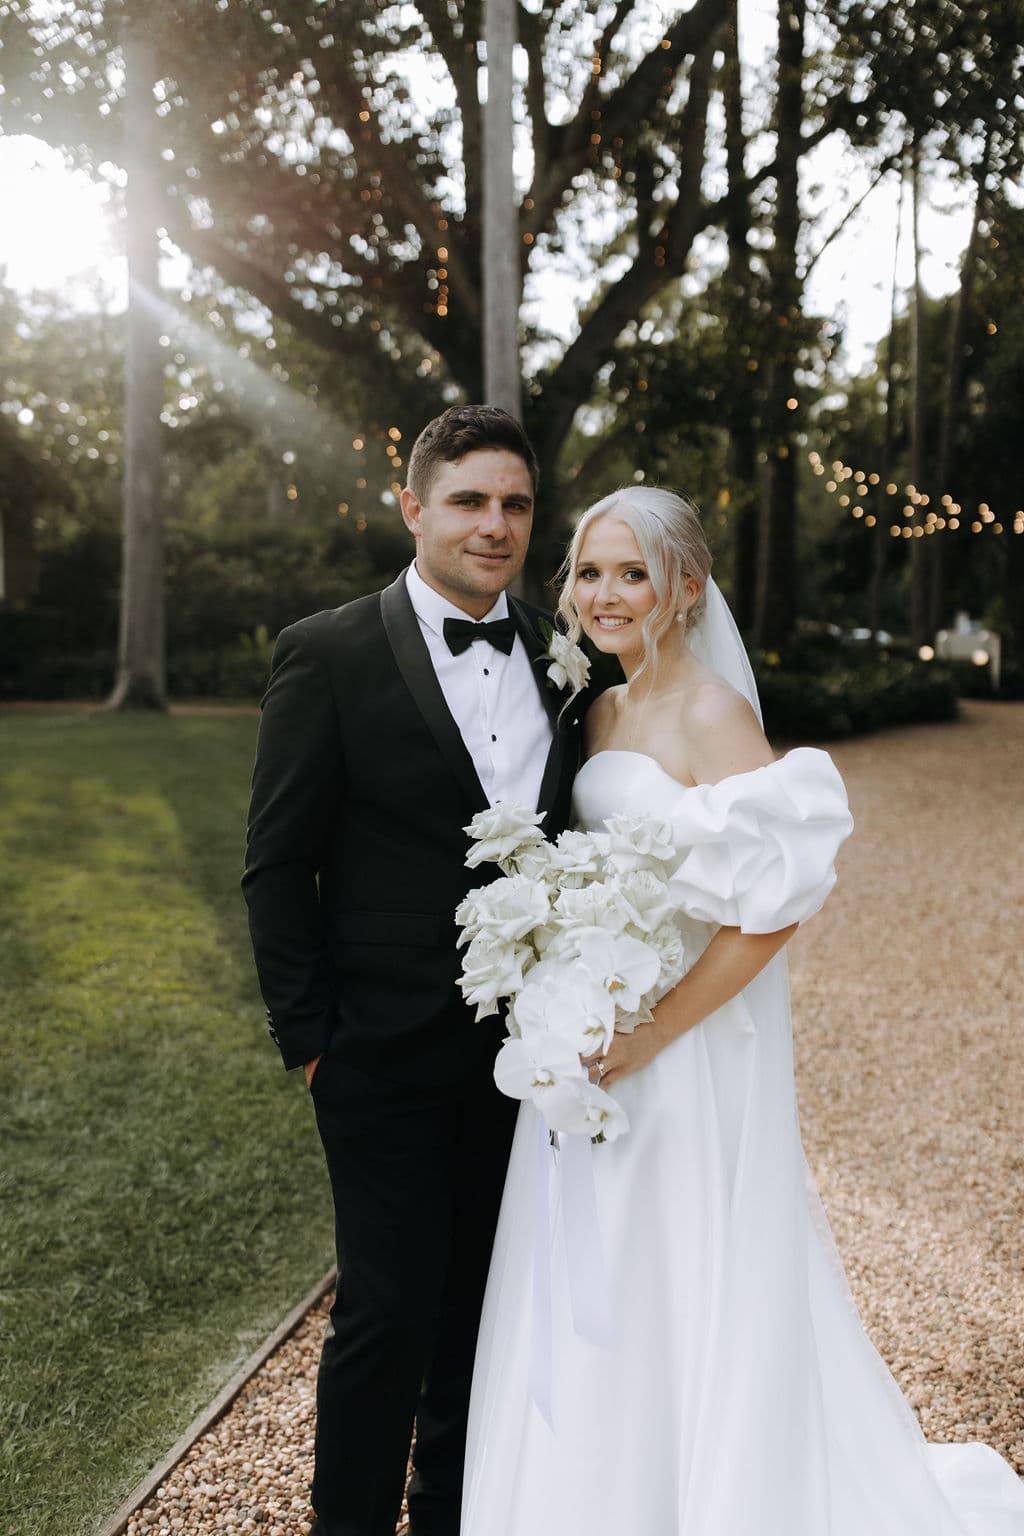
[462,749,1024,1536]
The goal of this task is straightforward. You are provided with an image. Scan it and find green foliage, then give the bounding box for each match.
[756,642,959,740]
[0,713,334,1536]
[808,195,1024,657]
[0,513,412,700]
[942,658,1024,702]
[0,0,888,551]
[2,3,1022,660]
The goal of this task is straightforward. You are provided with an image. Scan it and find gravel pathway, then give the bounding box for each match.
[126,701,1024,1534]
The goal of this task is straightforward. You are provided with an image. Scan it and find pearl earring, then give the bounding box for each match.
[675,612,686,624]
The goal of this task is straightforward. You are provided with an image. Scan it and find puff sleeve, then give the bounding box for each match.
[665,748,853,933]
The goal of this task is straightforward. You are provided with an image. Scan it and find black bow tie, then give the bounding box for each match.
[442,615,517,657]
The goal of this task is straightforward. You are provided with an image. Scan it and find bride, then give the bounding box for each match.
[460,487,1024,1536]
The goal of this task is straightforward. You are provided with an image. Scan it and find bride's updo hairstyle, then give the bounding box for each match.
[557,486,712,686]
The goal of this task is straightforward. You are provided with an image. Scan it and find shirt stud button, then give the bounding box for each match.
[491,734,497,742]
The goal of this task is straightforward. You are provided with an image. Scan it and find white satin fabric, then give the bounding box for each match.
[462,749,1024,1536]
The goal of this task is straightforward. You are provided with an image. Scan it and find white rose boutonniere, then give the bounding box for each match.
[545,630,590,693]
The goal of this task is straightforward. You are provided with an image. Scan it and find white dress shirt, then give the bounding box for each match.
[405,562,553,812]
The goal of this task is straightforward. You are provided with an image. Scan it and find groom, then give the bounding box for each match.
[243,404,586,1536]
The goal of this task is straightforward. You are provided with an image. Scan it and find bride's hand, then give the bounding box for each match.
[582,1022,664,1089]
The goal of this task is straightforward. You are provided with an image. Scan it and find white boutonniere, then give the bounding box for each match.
[544,629,590,693]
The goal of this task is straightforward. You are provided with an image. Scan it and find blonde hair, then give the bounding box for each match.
[557,486,712,689]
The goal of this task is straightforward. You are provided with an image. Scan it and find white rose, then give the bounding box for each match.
[464,803,547,872]
[545,631,591,693]
[644,922,689,995]
[603,813,677,876]
[609,1003,654,1036]
[548,829,607,880]
[513,842,559,884]
[552,880,632,937]
[455,873,551,946]
[617,869,676,934]
[458,935,534,1021]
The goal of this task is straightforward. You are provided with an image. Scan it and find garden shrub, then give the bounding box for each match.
[756,653,959,741]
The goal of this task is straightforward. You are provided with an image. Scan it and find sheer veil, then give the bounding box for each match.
[686,575,764,727]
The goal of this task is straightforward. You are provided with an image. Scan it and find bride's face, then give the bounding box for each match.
[573,517,658,663]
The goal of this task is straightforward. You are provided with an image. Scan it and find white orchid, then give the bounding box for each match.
[543,1078,631,1141]
[464,804,548,872]
[574,929,662,1015]
[511,961,617,1054]
[493,1030,585,1101]
[545,630,591,693]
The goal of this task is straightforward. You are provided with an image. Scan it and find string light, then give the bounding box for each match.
[810,451,1021,534]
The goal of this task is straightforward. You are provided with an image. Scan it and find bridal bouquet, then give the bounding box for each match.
[455,804,691,1143]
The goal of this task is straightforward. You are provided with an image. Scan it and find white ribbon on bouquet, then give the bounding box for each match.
[529,1114,613,1427]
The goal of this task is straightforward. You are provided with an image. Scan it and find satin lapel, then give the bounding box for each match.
[509,598,562,728]
[509,598,577,822]
[379,576,489,814]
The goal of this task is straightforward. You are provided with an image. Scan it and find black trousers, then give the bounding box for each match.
[308,1047,518,1536]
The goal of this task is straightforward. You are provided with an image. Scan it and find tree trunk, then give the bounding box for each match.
[722,0,758,632]
[928,127,993,635]
[868,171,905,640]
[107,21,165,710]
[753,0,804,649]
[908,131,927,648]
[482,0,521,421]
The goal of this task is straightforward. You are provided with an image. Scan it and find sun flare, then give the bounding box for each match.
[0,135,124,301]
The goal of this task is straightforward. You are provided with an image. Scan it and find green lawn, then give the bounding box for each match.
[0,712,334,1536]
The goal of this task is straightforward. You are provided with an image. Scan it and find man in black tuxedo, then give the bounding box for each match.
[243,405,586,1536]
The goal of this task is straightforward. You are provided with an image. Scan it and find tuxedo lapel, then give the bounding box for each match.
[509,598,561,731]
[509,598,579,823]
[379,576,489,814]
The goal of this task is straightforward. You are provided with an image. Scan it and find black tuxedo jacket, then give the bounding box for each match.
[243,574,588,1084]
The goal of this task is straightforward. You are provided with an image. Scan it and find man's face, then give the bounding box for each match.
[400,449,534,618]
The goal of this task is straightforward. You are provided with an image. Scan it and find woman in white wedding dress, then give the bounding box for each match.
[461,487,1024,1536]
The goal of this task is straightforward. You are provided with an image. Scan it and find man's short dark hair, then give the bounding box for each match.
[407,404,540,502]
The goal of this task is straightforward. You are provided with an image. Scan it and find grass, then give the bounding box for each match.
[0,712,335,1536]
